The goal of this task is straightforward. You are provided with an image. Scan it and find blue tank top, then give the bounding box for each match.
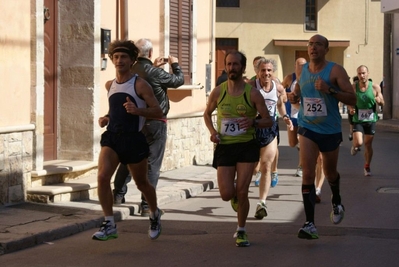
[107,74,146,133]
[298,62,342,134]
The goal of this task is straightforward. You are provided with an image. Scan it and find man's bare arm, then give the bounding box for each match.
[131,77,163,119]
[276,85,293,131]
[281,74,293,91]
[331,65,357,106]
[372,83,384,106]
[203,87,221,143]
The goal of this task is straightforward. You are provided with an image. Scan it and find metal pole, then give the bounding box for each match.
[382,13,392,120]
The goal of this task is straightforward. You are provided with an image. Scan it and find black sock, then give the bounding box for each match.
[302,184,316,223]
[329,173,341,205]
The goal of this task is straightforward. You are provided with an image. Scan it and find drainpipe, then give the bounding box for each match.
[356,0,369,53]
[206,0,215,96]
[209,0,214,64]
[116,0,119,39]
[120,0,128,39]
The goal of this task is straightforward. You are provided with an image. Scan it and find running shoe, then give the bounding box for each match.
[350,146,360,156]
[92,221,118,241]
[230,196,238,212]
[113,189,125,204]
[113,194,125,205]
[254,202,268,219]
[295,166,303,177]
[271,172,278,187]
[140,202,150,217]
[330,204,345,224]
[364,167,372,176]
[235,231,250,247]
[148,208,162,240]
[298,222,319,239]
[254,171,261,187]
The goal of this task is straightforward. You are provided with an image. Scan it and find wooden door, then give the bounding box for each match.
[43,0,57,160]
[295,50,310,62]
[215,38,238,82]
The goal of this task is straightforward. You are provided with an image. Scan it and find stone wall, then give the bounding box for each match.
[0,130,33,205]
[161,115,215,171]
[0,115,214,205]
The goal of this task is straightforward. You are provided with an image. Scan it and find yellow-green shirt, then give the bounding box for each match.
[217,82,257,144]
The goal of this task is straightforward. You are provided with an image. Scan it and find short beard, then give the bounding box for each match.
[228,71,243,81]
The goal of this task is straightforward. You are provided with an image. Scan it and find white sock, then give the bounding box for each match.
[237,226,246,232]
[150,208,159,219]
[259,199,266,205]
[105,216,115,227]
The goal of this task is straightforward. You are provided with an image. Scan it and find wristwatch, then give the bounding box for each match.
[328,87,338,95]
[282,114,290,119]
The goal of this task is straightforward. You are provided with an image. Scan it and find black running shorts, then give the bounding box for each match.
[212,139,260,168]
[297,127,342,152]
[100,131,149,164]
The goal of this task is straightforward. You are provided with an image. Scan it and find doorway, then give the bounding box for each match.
[43,0,58,160]
[295,50,309,62]
[215,38,238,83]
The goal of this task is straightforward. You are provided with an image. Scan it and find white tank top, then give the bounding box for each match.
[256,79,278,119]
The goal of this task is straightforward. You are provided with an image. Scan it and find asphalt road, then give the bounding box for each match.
[2,119,399,267]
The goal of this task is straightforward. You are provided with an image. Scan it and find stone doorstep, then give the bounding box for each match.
[27,174,105,204]
[27,175,98,195]
[31,160,97,178]
[27,160,101,203]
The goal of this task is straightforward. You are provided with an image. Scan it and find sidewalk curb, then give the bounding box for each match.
[0,169,217,255]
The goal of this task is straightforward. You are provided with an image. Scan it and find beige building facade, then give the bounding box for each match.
[215,0,384,87]
[216,0,399,119]
[0,0,216,206]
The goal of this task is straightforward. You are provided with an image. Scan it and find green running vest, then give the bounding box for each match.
[216,82,257,144]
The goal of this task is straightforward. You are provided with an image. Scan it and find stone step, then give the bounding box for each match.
[28,160,102,204]
[31,160,98,187]
[27,174,105,203]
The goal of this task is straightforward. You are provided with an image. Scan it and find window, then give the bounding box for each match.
[305,0,317,31]
[216,0,240,8]
[170,0,192,84]
[216,38,238,48]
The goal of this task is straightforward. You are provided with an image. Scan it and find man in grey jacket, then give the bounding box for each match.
[113,38,184,216]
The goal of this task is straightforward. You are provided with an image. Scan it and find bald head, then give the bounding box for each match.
[295,57,306,67]
[310,34,329,48]
[295,57,307,75]
[296,58,307,65]
[357,65,369,72]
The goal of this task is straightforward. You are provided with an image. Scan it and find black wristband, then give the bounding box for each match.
[252,119,258,128]
[328,87,338,95]
[283,114,289,119]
